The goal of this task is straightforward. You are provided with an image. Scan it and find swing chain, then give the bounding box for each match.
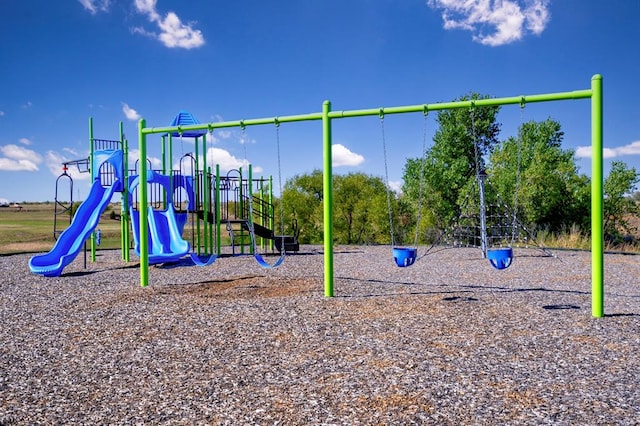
[380,112,396,247]
[413,110,428,248]
[275,120,285,252]
[511,99,526,245]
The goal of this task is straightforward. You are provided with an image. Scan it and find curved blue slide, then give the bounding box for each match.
[128,171,191,265]
[129,203,190,265]
[29,178,119,277]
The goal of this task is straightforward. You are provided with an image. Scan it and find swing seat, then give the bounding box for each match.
[393,247,417,267]
[487,247,513,270]
[254,253,285,269]
[189,252,217,267]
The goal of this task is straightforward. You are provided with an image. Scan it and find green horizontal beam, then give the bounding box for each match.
[142,89,593,136]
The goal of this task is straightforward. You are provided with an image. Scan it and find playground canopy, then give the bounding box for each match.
[167,110,208,138]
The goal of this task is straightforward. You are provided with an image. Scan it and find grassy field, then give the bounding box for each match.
[0,203,123,255]
[0,203,245,256]
[2,203,638,256]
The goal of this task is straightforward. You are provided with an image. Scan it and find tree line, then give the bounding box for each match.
[277,93,639,247]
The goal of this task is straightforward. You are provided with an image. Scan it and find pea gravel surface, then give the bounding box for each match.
[1,246,639,425]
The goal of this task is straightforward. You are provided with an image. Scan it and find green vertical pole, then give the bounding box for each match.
[89,117,97,262]
[323,101,334,297]
[139,119,149,287]
[238,167,244,254]
[269,175,274,252]
[591,74,604,318]
[161,135,166,173]
[216,164,221,255]
[123,132,130,263]
[120,122,129,262]
[202,135,209,255]
[161,135,167,209]
[169,134,173,176]
[208,166,214,254]
[248,165,254,254]
[195,136,201,255]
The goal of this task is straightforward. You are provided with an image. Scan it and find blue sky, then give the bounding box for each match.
[1,0,638,203]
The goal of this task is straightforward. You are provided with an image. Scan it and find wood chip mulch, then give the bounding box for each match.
[1,246,639,425]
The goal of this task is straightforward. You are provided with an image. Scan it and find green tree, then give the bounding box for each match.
[603,161,640,244]
[281,170,324,243]
[333,173,390,244]
[281,171,407,245]
[489,118,590,232]
[403,93,501,226]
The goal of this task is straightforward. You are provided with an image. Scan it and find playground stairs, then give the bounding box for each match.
[194,204,300,254]
[226,220,253,254]
[274,235,299,254]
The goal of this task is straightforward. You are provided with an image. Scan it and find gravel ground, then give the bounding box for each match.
[1,245,639,425]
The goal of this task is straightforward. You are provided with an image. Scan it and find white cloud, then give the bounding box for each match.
[0,144,43,172]
[332,143,365,167]
[128,149,162,170]
[134,0,160,20]
[78,0,111,15]
[388,180,403,194]
[19,138,32,146]
[157,12,205,49]
[122,103,142,121]
[45,151,91,181]
[133,0,205,49]
[63,147,81,156]
[575,141,640,159]
[427,0,551,46]
[0,111,5,117]
[204,147,259,173]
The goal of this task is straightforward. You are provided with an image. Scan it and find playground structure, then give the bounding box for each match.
[30,112,295,276]
[135,75,604,317]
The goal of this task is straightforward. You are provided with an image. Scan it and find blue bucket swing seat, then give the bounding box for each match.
[380,109,429,268]
[487,247,513,270]
[393,247,418,267]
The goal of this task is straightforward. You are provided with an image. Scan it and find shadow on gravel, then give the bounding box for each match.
[442,296,479,302]
[542,304,581,310]
[336,276,423,286]
[461,284,590,296]
[605,313,640,317]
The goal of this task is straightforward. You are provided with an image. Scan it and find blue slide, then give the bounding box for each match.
[128,171,191,265]
[129,203,190,265]
[29,178,119,277]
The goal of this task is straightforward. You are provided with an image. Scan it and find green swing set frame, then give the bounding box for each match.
[137,75,605,317]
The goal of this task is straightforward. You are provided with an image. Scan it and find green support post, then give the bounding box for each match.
[591,74,604,318]
[239,167,244,254]
[323,101,334,297]
[161,135,167,209]
[208,166,214,254]
[216,164,221,255]
[89,117,97,263]
[194,136,202,255]
[139,119,149,287]
[269,175,274,252]
[201,135,209,255]
[248,165,254,254]
[120,122,130,262]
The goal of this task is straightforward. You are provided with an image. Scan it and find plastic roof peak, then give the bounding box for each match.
[166,110,207,138]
